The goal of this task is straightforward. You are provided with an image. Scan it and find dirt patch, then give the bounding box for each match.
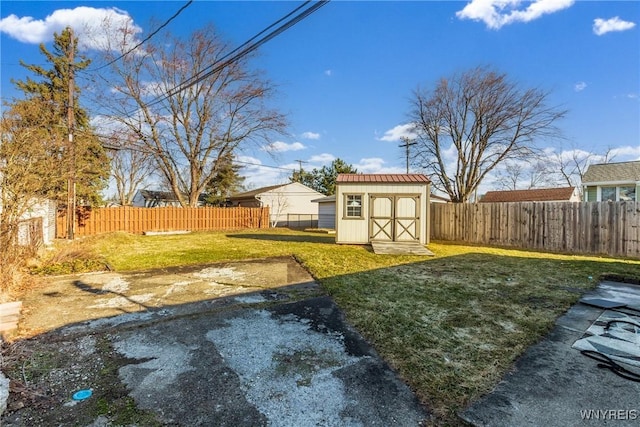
[1,332,161,426]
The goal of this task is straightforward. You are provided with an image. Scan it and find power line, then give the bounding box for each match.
[166,0,313,89]
[141,0,329,112]
[90,0,194,72]
[234,159,296,172]
[88,129,297,172]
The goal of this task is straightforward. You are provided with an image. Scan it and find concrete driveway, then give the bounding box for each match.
[1,257,429,426]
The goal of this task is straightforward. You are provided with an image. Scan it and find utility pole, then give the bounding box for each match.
[66,27,76,240]
[293,159,308,182]
[294,159,308,172]
[399,137,416,174]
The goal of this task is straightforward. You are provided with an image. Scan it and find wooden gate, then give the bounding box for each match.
[369,195,420,242]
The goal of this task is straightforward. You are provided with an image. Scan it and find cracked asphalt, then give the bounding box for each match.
[2,256,429,426]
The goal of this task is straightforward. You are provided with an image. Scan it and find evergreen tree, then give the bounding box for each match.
[203,153,245,206]
[289,168,316,189]
[289,158,357,195]
[12,26,109,205]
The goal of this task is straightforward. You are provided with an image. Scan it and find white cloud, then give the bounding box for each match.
[456,0,574,30]
[308,153,335,164]
[300,131,320,140]
[235,155,293,189]
[324,69,333,77]
[593,17,636,36]
[354,158,405,174]
[262,141,306,153]
[608,145,640,160]
[543,145,640,166]
[0,7,142,51]
[574,82,587,92]
[379,123,416,142]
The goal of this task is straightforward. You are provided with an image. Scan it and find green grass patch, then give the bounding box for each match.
[56,229,640,423]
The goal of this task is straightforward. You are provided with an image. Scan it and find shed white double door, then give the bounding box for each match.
[369,195,420,242]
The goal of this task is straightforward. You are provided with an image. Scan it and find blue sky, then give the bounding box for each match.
[1,0,638,195]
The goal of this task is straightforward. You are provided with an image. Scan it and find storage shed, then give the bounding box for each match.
[335,174,431,245]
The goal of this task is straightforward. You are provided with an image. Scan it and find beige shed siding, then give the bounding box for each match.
[336,182,429,244]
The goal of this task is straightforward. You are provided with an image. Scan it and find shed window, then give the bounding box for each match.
[345,195,362,218]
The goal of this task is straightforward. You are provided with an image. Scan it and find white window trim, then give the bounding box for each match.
[597,185,637,202]
[343,194,364,219]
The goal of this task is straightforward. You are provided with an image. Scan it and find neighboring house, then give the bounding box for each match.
[131,190,206,207]
[229,182,324,227]
[335,174,431,245]
[480,187,580,203]
[582,161,640,202]
[312,195,336,229]
[430,194,450,203]
[20,199,57,246]
[1,198,56,246]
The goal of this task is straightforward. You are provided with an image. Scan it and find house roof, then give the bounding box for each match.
[230,184,285,200]
[138,190,206,202]
[336,173,430,183]
[430,194,451,203]
[582,161,640,184]
[139,190,180,201]
[230,182,322,200]
[481,187,576,203]
[311,195,336,203]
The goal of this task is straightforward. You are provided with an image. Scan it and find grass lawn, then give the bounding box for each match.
[42,229,640,423]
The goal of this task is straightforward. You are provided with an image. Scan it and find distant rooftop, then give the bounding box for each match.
[582,161,640,184]
[481,187,577,203]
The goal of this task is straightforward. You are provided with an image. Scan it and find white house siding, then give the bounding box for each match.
[17,199,56,246]
[256,182,324,227]
[335,182,429,245]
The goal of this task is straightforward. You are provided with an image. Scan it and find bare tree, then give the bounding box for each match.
[409,66,566,202]
[105,130,156,206]
[268,191,289,228]
[492,158,557,190]
[1,100,59,291]
[552,146,616,188]
[94,24,286,206]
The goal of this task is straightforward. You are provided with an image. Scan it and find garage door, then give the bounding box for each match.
[369,195,420,242]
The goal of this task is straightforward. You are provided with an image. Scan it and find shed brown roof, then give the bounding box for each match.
[336,174,430,183]
[481,187,577,203]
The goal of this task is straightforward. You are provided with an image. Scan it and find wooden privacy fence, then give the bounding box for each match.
[431,201,640,259]
[56,206,270,238]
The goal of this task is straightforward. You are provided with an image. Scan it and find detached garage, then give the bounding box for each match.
[335,174,431,245]
[311,195,336,229]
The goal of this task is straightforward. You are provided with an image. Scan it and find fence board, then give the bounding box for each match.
[56,206,270,238]
[430,201,640,259]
